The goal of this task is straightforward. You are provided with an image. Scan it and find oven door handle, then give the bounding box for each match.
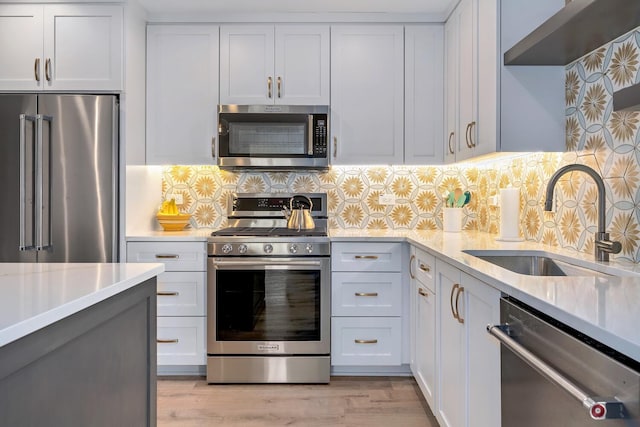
[487,324,627,420]
[213,260,324,269]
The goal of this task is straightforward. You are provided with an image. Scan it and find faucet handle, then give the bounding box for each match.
[595,232,622,261]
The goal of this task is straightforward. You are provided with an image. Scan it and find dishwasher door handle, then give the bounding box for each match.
[487,324,627,421]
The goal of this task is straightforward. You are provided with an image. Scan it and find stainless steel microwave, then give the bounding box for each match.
[217,105,329,170]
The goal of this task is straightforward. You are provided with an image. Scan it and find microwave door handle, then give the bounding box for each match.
[308,115,314,155]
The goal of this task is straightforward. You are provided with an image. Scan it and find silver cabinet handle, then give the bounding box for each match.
[277,76,282,98]
[211,136,216,158]
[157,291,179,296]
[419,263,431,273]
[267,76,272,98]
[355,339,378,344]
[409,254,416,279]
[454,285,464,324]
[333,136,337,158]
[487,325,627,420]
[465,123,472,148]
[355,292,378,297]
[155,254,179,259]
[157,339,179,344]
[448,131,455,154]
[469,121,476,147]
[34,58,40,82]
[19,114,37,251]
[354,255,378,260]
[45,58,51,82]
[418,288,429,297]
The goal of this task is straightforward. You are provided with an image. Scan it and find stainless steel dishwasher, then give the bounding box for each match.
[488,297,640,426]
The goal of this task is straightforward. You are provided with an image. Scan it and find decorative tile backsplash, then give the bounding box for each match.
[161,27,640,262]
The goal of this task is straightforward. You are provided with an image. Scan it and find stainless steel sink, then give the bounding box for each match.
[463,250,609,277]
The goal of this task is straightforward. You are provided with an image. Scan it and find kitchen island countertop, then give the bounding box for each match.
[0,262,164,347]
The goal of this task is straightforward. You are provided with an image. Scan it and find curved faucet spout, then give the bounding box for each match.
[544,164,606,233]
[544,164,620,261]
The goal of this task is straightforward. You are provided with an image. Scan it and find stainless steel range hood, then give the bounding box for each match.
[504,0,640,65]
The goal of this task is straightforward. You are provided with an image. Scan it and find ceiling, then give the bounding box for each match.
[137,0,457,16]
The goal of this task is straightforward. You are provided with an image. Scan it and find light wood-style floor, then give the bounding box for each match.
[158,376,440,426]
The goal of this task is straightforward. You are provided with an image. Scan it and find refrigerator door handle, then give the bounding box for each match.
[35,114,53,251]
[20,114,37,251]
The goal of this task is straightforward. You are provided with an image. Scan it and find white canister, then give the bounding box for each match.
[443,207,463,233]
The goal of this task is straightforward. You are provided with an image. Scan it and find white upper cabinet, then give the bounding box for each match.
[0,4,123,91]
[146,25,219,165]
[444,0,565,163]
[220,24,329,105]
[330,25,404,165]
[404,24,444,165]
[0,5,43,91]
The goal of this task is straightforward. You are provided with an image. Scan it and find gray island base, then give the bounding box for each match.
[0,277,157,426]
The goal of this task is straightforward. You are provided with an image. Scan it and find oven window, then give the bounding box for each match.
[228,122,306,155]
[216,269,321,341]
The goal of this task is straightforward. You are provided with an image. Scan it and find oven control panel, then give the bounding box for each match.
[208,241,330,257]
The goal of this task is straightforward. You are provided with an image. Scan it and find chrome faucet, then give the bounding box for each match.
[544,164,621,262]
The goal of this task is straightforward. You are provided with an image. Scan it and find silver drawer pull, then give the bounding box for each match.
[355,292,378,297]
[157,339,179,344]
[157,291,179,296]
[355,339,378,344]
[487,325,627,420]
[155,254,179,259]
[419,263,431,272]
[418,288,429,297]
[354,255,378,260]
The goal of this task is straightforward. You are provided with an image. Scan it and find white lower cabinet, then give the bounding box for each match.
[435,258,501,427]
[331,317,402,366]
[331,242,408,371]
[157,317,206,366]
[126,239,207,373]
[409,245,437,409]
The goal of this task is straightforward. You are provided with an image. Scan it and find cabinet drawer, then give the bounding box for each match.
[331,317,402,366]
[332,242,403,272]
[127,241,206,272]
[332,272,402,317]
[157,317,206,366]
[412,247,435,293]
[156,272,206,316]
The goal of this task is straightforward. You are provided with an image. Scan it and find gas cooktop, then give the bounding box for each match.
[211,226,328,237]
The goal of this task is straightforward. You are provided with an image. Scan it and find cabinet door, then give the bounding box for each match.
[146,25,219,165]
[456,0,477,162]
[415,282,436,409]
[330,25,404,165]
[404,24,444,165]
[436,259,466,427]
[464,271,501,427]
[0,5,43,91]
[220,25,274,105]
[444,14,458,163]
[274,25,330,105]
[43,5,122,91]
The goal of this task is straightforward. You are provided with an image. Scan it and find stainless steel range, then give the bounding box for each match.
[206,193,330,383]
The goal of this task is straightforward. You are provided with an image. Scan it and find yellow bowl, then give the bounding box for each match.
[156,213,191,231]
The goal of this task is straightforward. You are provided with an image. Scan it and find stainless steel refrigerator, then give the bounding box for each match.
[0,94,119,263]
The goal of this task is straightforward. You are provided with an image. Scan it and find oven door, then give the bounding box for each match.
[207,257,330,355]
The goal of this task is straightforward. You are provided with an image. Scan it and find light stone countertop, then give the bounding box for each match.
[0,263,164,348]
[126,228,640,361]
[332,229,640,362]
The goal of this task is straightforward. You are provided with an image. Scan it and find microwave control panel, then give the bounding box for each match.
[313,116,328,157]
